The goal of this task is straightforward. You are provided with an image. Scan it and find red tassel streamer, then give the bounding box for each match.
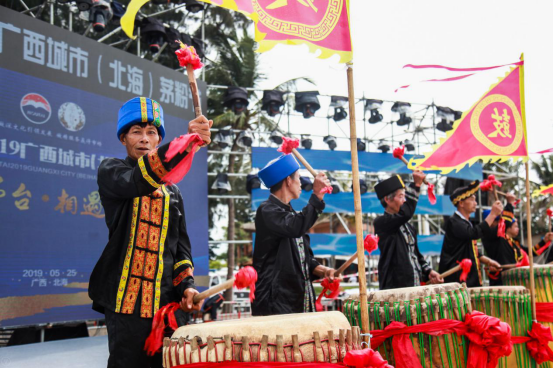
[427,183,436,205]
[277,137,300,155]
[144,302,180,356]
[547,208,553,217]
[392,146,405,159]
[457,258,472,282]
[175,41,203,70]
[320,186,333,195]
[343,348,394,368]
[364,234,379,254]
[315,278,340,312]
[233,266,257,303]
[162,133,203,185]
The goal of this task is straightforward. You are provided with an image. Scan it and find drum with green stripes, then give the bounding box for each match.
[469,286,534,368]
[343,283,470,368]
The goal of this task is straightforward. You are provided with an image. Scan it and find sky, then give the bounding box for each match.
[251,0,553,156]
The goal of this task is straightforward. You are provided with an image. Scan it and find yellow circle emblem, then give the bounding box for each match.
[470,94,523,156]
[253,0,341,42]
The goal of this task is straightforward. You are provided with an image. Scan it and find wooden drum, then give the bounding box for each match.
[343,283,471,368]
[469,286,533,368]
[162,311,361,367]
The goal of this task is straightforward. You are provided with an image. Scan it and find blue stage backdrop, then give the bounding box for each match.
[0,8,209,327]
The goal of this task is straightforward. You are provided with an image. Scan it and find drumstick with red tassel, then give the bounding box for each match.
[278,137,333,194]
[439,258,472,282]
[315,235,379,311]
[157,42,207,185]
[480,176,511,238]
[193,266,257,304]
[392,146,436,205]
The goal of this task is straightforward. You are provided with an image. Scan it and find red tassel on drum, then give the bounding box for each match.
[144,302,180,356]
[162,133,204,185]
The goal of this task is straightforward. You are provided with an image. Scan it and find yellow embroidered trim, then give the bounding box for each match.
[138,156,162,189]
[140,97,148,123]
[115,197,140,312]
[154,186,170,315]
[472,240,482,285]
[452,181,479,205]
[174,259,193,271]
[396,175,405,188]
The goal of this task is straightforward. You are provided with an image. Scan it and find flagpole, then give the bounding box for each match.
[525,162,537,320]
[346,62,370,342]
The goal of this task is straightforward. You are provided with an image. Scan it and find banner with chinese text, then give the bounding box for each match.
[0,8,209,327]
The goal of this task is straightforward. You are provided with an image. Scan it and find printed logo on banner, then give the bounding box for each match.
[58,102,86,132]
[20,93,51,124]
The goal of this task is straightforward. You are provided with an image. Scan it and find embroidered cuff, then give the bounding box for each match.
[138,154,162,189]
[173,268,194,286]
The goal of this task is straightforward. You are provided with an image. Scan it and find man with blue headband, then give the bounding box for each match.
[251,154,337,316]
[88,97,212,367]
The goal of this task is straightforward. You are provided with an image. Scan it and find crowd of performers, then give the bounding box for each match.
[88,98,553,367]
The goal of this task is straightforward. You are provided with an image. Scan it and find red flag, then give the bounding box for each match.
[122,0,353,63]
[409,60,528,174]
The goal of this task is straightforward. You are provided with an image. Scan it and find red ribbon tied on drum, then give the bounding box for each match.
[457,258,472,282]
[175,41,203,70]
[162,133,204,184]
[343,348,394,368]
[464,311,513,368]
[315,278,340,312]
[233,266,257,303]
[364,234,379,254]
[144,302,180,356]
[277,136,300,155]
[527,322,553,365]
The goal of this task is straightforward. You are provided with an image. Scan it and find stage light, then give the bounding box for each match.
[236,129,253,148]
[301,135,312,150]
[300,176,313,192]
[357,138,366,152]
[185,0,205,13]
[353,179,369,195]
[329,177,342,194]
[365,99,383,124]
[140,17,167,54]
[75,0,92,11]
[323,135,337,151]
[402,139,415,152]
[212,173,231,194]
[89,0,113,32]
[246,174,261,194]
[110,1,125,26]
[436,106,455,132]
[331,96,348,122]
[295,91,320,119]
[223,87,249,115]
[391,102,412,126]
[269,130,283,145]
[262,90,285,117]
[212,126,233,149]
[378,140,390,153]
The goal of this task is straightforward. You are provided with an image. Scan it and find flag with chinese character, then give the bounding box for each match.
[409,59,528,174]
[533,184,553,197]
[121,0,353,63]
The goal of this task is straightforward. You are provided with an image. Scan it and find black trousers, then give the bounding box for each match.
[104,306,162,368]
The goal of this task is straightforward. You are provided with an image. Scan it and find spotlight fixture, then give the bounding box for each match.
[377,140,390,153]
[357,138,366,152]
[391,102,412,126]
[140,17,167,54]
[295,91,320,119]
[402,139,415,152]
[300,176,313,192]
[75,0,92,11]
[89,0,113,33]
[185,0,205,13]
[330,96,348,122]
[212,126,233,149]
[269,130,283,145]
[365,99,383,124]
[212,173,231,194]
[262,90,285,117]
[301,135,312,150]
[436,106,455,132]
[323,135,337,151]
[236,129,253,148]
[246,174,261,194]
[223,87,249,115]
[353,179,369,195]
[329,177,343,194]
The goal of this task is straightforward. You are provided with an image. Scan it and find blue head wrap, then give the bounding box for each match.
[117,97,165,140]
[258,154,300,188]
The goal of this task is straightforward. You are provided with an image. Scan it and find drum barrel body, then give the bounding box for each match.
[469,286,534,368]
[343,283,470,368]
